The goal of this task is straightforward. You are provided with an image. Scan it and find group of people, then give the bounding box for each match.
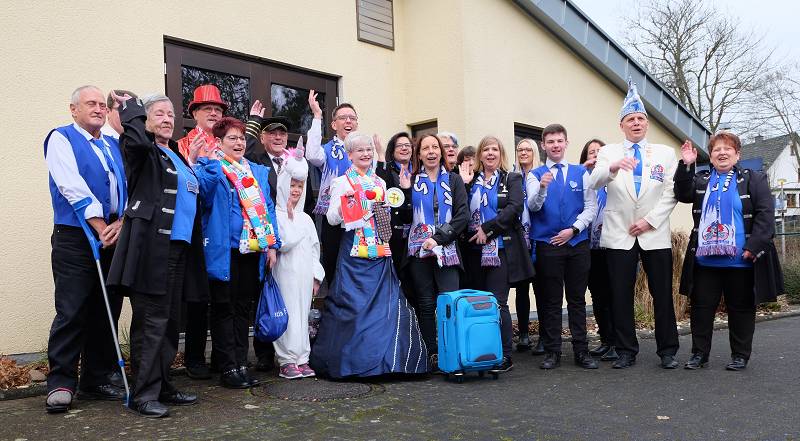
[43,81,783,418]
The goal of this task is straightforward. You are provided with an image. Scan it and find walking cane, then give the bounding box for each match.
[71,196,131,407]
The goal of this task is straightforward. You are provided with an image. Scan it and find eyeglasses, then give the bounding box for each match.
[395,142,412,149]
[517,147,534,153]
[352,147,372,155]
[224,135,246,142]
[442,144,455,149]
[335,115,358,121]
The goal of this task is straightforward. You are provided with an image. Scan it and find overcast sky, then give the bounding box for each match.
[570,0,800,62]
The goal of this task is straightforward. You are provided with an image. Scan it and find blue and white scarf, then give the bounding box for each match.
[408,167,459,266]
[468,170,501,267]
[590,186,607,250]
[313,137,352,215]
[697,169,737,257]
[518,168,532,249]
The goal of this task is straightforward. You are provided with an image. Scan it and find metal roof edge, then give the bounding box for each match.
[512,0,712,151]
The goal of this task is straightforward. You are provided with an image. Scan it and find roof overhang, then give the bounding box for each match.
[512,0,712,151]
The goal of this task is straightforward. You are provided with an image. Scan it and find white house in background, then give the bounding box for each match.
[740,133,800,218]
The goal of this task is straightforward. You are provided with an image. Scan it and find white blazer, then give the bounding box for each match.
[588,141,678,250]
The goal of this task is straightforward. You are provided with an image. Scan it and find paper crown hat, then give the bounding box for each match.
[620,79,647,121]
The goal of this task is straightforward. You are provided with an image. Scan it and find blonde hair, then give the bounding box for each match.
[515,138,540,172]
[474,135,508,173]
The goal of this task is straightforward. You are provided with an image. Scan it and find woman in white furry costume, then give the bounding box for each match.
[272,152,325,379]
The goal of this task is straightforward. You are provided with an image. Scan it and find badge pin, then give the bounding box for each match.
[385,187,405,208]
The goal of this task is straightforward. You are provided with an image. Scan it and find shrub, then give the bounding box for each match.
[634,230,690,329]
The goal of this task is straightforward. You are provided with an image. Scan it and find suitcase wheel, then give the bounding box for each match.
[478,371,485,378]
[491,372,499,380]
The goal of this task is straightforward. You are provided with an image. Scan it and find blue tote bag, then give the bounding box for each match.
[255,274,289,342]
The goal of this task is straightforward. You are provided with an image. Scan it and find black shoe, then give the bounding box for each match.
[588,344,611,357]
[490,356,514,373]
[516,333,531,352]
[77,384,125,401]
[684,353,708,370]
[600,346,619,361]
[530,339,546,356]
[220,369,251,389]
[540,352,561,369]
[725,356,748,371]
[574,351,599,369]
[185,364,212,380]
[660,354,679,369]
[158,390,197,406]
[255,357,274,372]
[239,366,260,387]
[612,353,636,369]
[128,400,169,418]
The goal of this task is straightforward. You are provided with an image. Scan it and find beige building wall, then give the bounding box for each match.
[0,0,694,354]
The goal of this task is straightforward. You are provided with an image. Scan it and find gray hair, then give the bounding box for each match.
[343,131,374,153]
[141,93,174,114]
[70,85,102,105]
[437,131,459,146]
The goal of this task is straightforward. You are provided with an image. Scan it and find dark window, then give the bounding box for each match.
[165,39,339,142]
[181,66,251,123]
[271,83,326,136]
[514,123,544,164]
[356,0,394,49]
[409,120,438,139]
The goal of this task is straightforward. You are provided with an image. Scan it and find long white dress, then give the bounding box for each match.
[272,156,325,366]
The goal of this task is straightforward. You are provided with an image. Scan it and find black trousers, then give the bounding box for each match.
[690,265,756,359]
[534,241,591,354]
[606,242,678,357]
[209,251,261,372]
[513,280,533,333]
[321,220,343,288]
[183,301,209,368]
[47,226,123,393]
[129,241,186,404]
[588,249,615,346]
[470,248,513,357]
[407,257,460,355]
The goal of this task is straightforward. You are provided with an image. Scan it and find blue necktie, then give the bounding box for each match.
[93,139,126,218]
[632,143,642,196]
[553,163,564,187]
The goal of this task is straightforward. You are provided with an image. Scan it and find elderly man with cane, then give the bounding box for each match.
[43,85,128,413]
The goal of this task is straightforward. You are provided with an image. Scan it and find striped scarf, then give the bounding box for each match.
[344,167,391,259]
[217,151,277,253]
[408,166,459,266]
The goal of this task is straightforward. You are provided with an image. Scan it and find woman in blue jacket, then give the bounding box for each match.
[191,117,280,389]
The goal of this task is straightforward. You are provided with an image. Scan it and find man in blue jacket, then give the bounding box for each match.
[43,85,127,413]
[528,124,598,370]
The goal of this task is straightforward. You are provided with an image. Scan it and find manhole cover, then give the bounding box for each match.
[253,379,385,402]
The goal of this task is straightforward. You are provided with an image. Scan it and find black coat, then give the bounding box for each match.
[388,165,470,271]
[106,99,209,302]
[465,170,535,284]
[674,162,783,304]
[376,161,413,268]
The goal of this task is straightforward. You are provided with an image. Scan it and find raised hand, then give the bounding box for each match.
[459,161,474,184]
[188,132,213,163]
[250,100,265,118]
[583,157,597,170]
[610,157,638,173]
[373,134,385,160]
[109,90,132,106]
[398,163,411,189]
[680,140,697,165]
[308,90,322,119]
[539,171,553,189]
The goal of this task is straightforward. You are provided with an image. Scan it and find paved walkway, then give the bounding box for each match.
[2,316,799,441]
